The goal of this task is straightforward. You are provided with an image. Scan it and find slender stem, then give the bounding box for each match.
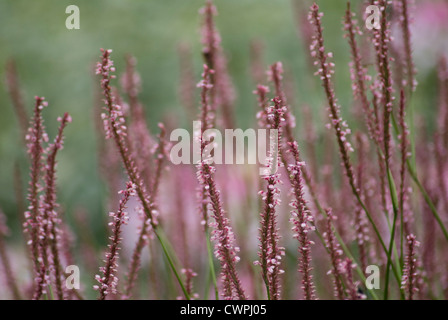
[353,188,402,286]
[384,170,399,300]
[400,209,404,268]
[390,113,448,243]
[205,228,219,300]
[154,229,190,300]
[264,278,271,300]
[408,164,448,242]
[47,283,54,300]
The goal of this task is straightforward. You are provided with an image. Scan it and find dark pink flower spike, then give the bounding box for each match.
[97,49,158,229]
[287,140,317,300]
[200,0,235,129]
[397,0,417,91]
[41,112,71,300]
[324,209,345,300]
[372,0,395,168]
[124,123,169,299]
[95,182,136,300]
[308,4,357,192]
[24,96,48,300]
[344,2,377,143]
[196,64,246,300]
[401,234,420,300]
[256,97,285,300]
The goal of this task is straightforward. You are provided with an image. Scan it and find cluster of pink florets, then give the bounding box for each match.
[343,11,372,99]
[401,234,420,299]
[309,5,354,154]
[371,0,395,100]
[94,182,136,298]
[96,49,128,140]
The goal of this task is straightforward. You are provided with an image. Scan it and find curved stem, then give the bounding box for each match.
[154,229,190,300]
[390,113,448,243]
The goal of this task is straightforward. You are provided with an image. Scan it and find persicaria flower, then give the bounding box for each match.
[95,182,136,300]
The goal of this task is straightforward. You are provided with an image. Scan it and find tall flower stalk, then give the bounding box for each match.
[344,2,376,142]
[309,4,356,196]
[200,0,235,129]
[397,0,417,92]
[95,182,135,300]
[97,48,190,299]
[373,0,395,169]
[308,3,390,261]
[97,49,157,229]
[124,123,167,299]
[24,96,48,300]
[324,209,344,300]
[41,112,71,300]
[196,64,246,300]
[23,97,72,300]
[287,141,316,300]
[256,97,285,300]
[371,0,404,299]
[354,134,370,272]
[121,54,154,190]
[269,62,320,216]
[256,67,317,300]
[401,234,419,300]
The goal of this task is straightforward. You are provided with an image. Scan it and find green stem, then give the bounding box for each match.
[408,91,417,173]
[390,113,448,243]
[205,228,219,300]
[264,279,271,300]
[154,229,190,300]
[352,190,402,288]
[384,169,404,300]
[204,260,211,300]
[408,164,448,242]
[47,283,54,300]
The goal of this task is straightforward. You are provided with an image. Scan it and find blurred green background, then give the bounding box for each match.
[0,0,440,238]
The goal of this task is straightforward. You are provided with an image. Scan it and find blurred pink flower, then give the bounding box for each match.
[411,1,448,73]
